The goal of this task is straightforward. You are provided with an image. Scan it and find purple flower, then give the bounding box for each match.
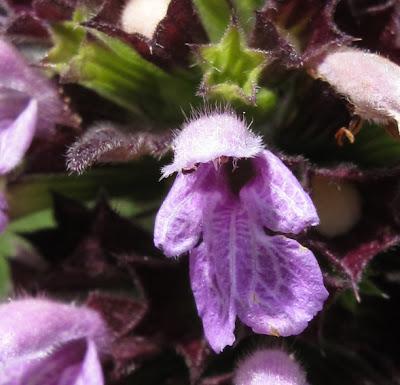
[0,298,110,385]
[154,110,328,352]
[234,348,308,385]
[0,39,72,174]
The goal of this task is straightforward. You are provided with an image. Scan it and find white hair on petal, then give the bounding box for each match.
[161,106,264,178]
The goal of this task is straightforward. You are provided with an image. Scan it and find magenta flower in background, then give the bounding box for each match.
[154,110,328,352]
[0,298,110,385]
[234,348,308,385]
[0,39,72,174]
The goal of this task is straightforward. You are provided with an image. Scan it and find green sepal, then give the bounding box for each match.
[193,0,265,41]
[192,0,231,42]
[232,0,265,32]
[47,17,199,123]
[46,21,85,76]
[197,24,276,115]
[338,277,388,314]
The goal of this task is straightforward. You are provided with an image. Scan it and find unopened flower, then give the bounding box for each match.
[121,0,172,39]
[315,48,400,135]
[234,348,308,385]
[0,39,72,174]
[0,298,110,385]
[154,110,328,352]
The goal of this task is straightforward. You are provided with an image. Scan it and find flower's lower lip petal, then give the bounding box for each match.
[190,196,248,353]
[240,150,319,234]
[236,234,328,337]
[154,164,214,258]
[191,194,327,350]
[0,98,38,174]
[190,241,236,354]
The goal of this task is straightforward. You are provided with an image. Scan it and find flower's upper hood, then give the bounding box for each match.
[316,47,400,129]
[0,298,110,365]
[162,110,264,178]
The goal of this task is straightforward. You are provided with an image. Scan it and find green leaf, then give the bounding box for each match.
[197,25,276,115]
[47,21,200,123]
[7,197,154,234]
[110,198,141,218]
[192,0,231,42]
[0,230,36,298]
[338,123,400,167]
[9,209,55,233]
[7,161,164,220]
[0,255,11,298]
